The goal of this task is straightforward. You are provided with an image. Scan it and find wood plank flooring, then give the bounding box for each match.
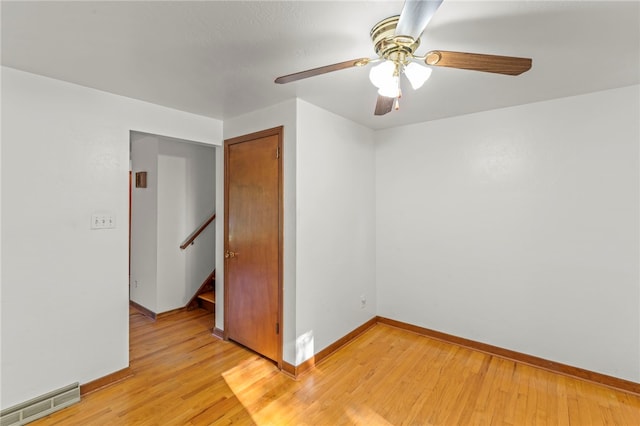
[32,307,640,425]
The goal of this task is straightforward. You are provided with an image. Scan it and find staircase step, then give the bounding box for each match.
[198,291,215,304]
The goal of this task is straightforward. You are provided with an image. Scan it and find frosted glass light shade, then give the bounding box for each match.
[370,60,400,98]
[404,62,432,90]
[377,76,400,98]
[369,60,395,89]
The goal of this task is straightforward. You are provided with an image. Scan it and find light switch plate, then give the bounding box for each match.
[91,213,116,229]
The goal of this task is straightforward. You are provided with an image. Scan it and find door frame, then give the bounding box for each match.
[223,126,284,368]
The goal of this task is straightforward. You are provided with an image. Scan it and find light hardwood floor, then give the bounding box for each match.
[32,307,640,425]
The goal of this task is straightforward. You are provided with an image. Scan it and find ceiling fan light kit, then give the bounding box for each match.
[368,15,425,111]
[368,15,433,99]
[274,0,532,116]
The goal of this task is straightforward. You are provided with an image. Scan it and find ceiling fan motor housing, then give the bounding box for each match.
[370,16,420,62]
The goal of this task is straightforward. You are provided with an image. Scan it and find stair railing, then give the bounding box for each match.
[180,212,216,250]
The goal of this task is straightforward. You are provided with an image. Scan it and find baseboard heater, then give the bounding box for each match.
[0,382,80,425]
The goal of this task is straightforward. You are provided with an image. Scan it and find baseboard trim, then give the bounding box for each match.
[80,367,133,396]
[284,317,378,378]
[129,301,156,320]
[281,361,296,379]
[280,315,639,395]
[157,307,188,319]
[312,316,378,369]
[290,357,316,378]
[212,327,224,340]
[376,316,640,396]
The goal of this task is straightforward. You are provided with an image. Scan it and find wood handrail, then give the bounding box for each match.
[180,213,216,250]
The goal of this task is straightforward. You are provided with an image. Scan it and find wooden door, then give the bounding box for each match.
[224,127,282,364]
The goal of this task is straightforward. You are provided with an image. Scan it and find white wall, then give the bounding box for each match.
[130,134,159,311]
[157,139,216,313]
[131,135,216,314]
[0,67,222,408]
[222,99,297,363]
[376,86,640,381]
[157,153,187,311]
[295,100,376,363]
[222,100,377,366]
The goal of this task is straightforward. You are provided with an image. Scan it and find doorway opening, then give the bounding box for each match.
[129,131,218,323]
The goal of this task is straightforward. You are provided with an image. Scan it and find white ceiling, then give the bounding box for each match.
[2,1,638,130]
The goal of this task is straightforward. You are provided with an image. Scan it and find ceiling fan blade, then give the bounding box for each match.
[424,50,532,75]
[395,0,444,39]
[275,58,370,84]
[374,95,394,116]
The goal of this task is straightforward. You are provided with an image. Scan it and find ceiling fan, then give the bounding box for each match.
[274,0,532,116]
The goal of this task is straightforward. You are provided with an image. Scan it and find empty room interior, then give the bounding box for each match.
[1,0,639,424]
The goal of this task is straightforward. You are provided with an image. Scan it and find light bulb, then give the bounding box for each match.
[377,75,401,98]
[369,60,395,89]
[404,62,432,90]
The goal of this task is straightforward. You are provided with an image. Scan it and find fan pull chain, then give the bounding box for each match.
[394,89,402,110]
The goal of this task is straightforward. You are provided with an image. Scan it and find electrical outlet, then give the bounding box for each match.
[360,294,367,309]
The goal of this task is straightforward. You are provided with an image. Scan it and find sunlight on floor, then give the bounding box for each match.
[221,353,397,425]
[221,357,285,423]
[345,404,395,425]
